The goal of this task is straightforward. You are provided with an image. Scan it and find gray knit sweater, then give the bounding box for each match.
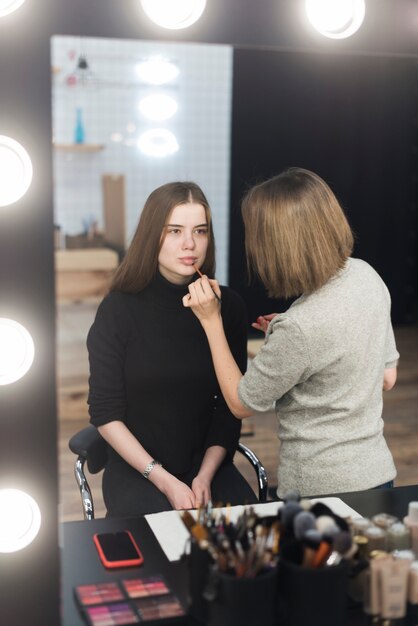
[238,258,398,497]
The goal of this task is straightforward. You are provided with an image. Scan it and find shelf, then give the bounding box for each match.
[53,143,105,152]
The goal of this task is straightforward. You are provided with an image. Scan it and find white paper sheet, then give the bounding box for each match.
[145,497,361,562]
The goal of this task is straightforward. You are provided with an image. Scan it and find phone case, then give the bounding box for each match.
[93,531,144,569]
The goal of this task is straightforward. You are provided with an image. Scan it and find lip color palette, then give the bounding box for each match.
[75,576,185,626]
[76,583,125,606]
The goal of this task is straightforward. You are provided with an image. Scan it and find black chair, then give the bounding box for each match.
[69,425,269,520]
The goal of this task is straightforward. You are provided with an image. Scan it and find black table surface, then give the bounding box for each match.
[61,484,418,626]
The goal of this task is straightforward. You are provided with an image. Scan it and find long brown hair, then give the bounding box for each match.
[110,181,215,293]
[241,167,354,299]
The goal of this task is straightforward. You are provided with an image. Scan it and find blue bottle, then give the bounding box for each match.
[74,107,85,144]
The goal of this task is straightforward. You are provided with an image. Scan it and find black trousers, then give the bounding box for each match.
[102,457,258,517]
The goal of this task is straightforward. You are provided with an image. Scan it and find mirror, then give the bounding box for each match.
[53,34,418,523]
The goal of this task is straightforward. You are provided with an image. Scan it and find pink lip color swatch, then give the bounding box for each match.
[122,577,170,598]
[86,602,140,625]
[134,594,186,621]
[76,583,125,606]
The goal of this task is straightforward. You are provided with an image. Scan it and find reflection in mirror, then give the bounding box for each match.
[52,36,233,520]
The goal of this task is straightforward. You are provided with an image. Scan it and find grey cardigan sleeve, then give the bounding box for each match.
[238,316,311,413]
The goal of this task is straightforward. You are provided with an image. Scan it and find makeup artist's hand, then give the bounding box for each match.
[182,275,221,322]
[191,475,211,508]
[251,313,278,334]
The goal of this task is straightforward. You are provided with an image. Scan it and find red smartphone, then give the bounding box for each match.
[93,531,144,569]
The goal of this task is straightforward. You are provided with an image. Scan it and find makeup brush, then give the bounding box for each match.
[193,265,222,303]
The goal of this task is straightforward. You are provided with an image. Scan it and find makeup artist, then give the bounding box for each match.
[184,167,399,499]
[87,181,257,517]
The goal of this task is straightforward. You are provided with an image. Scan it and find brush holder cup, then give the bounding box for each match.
[206,566,278,626]
[186,540,213,623]
[277,558,349,626]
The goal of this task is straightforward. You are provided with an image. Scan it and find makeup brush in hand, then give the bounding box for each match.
[193,265,222,303]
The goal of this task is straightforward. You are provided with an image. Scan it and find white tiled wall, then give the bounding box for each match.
[51,36,233,284]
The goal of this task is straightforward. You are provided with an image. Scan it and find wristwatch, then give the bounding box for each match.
[142,459,162,479]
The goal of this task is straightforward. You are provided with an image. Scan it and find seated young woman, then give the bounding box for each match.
[87,181,257,516]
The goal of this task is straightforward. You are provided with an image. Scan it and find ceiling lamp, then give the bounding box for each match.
[305,0,366,39]
[0,0,25,17]
[0,135,33,207]
[139,94,178,121]
[0,489,41,552]
[0,318,35,385]
[135,57,179,85]
[140,0,206,30]
[138,129,179,157]
[66,54,97,88]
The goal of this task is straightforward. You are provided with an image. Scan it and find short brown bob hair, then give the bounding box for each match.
[110,181,215,293]
[241,167,354,299]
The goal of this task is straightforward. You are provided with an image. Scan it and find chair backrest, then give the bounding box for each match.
[68,425,268,520]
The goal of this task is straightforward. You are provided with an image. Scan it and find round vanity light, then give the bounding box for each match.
[0,0,25,18]
[139,94,178,122]
[140,0,206,30]
[137,129,179,157]
[135,57,179,85]
[0,135,33,207]
[305,0,366,39]
[0,318,35,385]
[0,489,41,553]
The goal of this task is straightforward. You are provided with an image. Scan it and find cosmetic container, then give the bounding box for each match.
[364,526,387,556]
[74,107,85,144]
[387,522,411,552]
[372,512,398,530]
[379,558,409,620]
[404,501,418,556]
[352,518,373,536]
[408,561,418,604]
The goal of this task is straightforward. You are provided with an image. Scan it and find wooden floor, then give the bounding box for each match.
[57,300,418,522]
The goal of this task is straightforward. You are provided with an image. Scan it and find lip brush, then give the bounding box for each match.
[193,265,222,303]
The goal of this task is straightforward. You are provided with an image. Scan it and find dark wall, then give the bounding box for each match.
[230,48,418,326]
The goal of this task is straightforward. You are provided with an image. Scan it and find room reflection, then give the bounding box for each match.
[54,35,418,523]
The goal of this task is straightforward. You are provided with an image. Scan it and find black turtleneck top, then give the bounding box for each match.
[87,272,247,475]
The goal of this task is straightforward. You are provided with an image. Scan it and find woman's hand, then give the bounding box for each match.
[158,473,196,510]
[251,313,278,334]
[191,474,212,508]
[182,275,221,323]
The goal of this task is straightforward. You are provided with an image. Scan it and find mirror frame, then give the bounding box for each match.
[0,1,417,624]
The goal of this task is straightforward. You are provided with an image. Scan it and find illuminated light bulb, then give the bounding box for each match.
[140,0,206,29]
[137,129,179,157]
[0,0,25,17]
[0,318,35,385]
[0,489,41,553]
[0,136,33,207]
[138,94,178,121]
[305,0,365,39]
[135,57,179,85]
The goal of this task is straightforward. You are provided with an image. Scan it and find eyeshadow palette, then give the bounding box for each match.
[74,576,186,626]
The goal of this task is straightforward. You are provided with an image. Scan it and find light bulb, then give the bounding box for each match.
[0,0,25,18]
[0,318,35,385]
[140,0,206,30]
[135,57,179,85]
[0,489,41,552]
[0,136,33,207]
[137,129,179,157]
[305,0,365,39]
